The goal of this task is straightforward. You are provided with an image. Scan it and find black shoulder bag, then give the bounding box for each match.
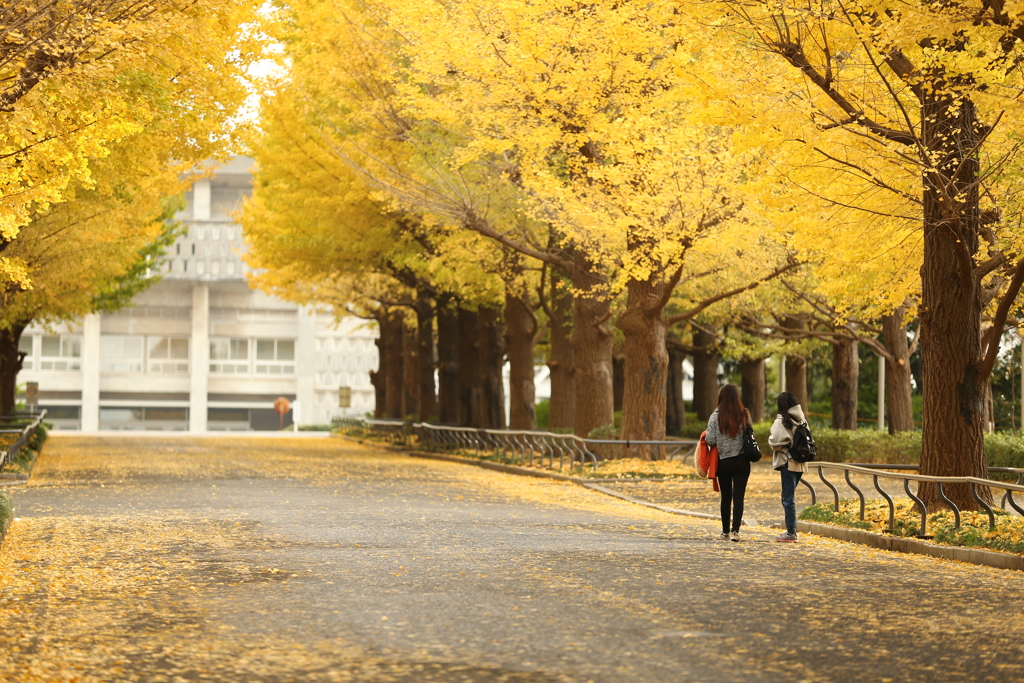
[740,422,763,462]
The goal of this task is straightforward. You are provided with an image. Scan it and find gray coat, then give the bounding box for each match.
[705,408,746,461]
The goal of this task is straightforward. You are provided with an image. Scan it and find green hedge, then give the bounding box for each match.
[679,419,1024,468]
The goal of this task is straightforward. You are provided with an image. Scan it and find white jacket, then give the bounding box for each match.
[769,404,809,473]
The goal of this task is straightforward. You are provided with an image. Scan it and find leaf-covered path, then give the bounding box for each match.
[1,436,1022,682]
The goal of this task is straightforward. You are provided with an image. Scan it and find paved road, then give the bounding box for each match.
[1,436,1022,682]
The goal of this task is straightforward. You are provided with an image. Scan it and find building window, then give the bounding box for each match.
[148,336,189,373]
[18,334,33,370]
[227,228,235,240]
[99,407,188,431]
[197,227,205,240]
[213,227,220,240]
[183,260,188,272]
[255,339,295,375]
[40,335,81,371]
[191,244,196,255]
[212,261,220,275]
[210,337,249,373]
[227,261,235,275]
[100,335,144,372]
[197,260,205,274]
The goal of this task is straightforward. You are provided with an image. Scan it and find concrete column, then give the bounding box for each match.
[295,305,317,426]
[193,180,211,221]
[189,284,209,432]
[81,314,101,431]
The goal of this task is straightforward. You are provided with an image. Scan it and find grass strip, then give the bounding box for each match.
[800,499,1024,556]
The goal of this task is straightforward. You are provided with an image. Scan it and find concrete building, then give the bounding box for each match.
[18,157,378,431]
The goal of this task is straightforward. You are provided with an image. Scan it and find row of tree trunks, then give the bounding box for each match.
[371,292,923,460]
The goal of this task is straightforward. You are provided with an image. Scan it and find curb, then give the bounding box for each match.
[796,520,1024,572]
[341,437,758,526]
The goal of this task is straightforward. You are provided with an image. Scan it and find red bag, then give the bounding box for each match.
[696,431,720,492]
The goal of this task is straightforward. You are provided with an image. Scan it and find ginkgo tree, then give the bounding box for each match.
[0,134,186,413]
[702,0,1024,504]
[385,0,803,448]
[0,0,257,273]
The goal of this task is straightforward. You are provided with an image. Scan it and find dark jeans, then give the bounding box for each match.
[716,456,750,533]
[781,468,804,534]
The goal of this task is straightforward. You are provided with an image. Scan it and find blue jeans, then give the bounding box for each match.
[781,468,803,535]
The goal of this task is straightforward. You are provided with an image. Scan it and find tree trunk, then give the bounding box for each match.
[370,367,385,418]
[0,324,26,416]
[381,310,404,419]
[918,92,989,509]
[546,275,575,431]
[457,308,481,427]
[783,316,809,410]
[984,382,995,433]
[831,339,859,430]
[478,305,505,429]
[617,276,669,458]
[414,294,436,422]
[666,342,687,436]
[371,335,386,419]
[505,290,537,430]
[567,247,614,437]
[740,358,765,423]
[612,355,625,413]
[692,325,719,422]
[436,302,460,424]
[401,320,418,420]
[882,309,915,433]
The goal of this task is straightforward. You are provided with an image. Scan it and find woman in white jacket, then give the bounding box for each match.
[768,391,808,542]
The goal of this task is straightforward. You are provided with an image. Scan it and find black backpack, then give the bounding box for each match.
[790,422,817,463]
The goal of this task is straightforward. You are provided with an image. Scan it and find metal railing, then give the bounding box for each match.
[0,410,47,473]
[799,461,1024,538]
[339,418,697,471]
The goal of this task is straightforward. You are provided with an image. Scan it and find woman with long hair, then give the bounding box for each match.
[704,383,751,541]
[768,391,809,542]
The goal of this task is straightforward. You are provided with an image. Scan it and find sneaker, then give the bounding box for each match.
[775,532,798,542]
[729,531,740,542]
[718,532,730,540]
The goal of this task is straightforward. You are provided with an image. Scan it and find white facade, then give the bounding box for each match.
[18,158,378,431]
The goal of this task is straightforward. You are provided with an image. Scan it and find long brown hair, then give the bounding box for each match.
[717,383,750,438]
